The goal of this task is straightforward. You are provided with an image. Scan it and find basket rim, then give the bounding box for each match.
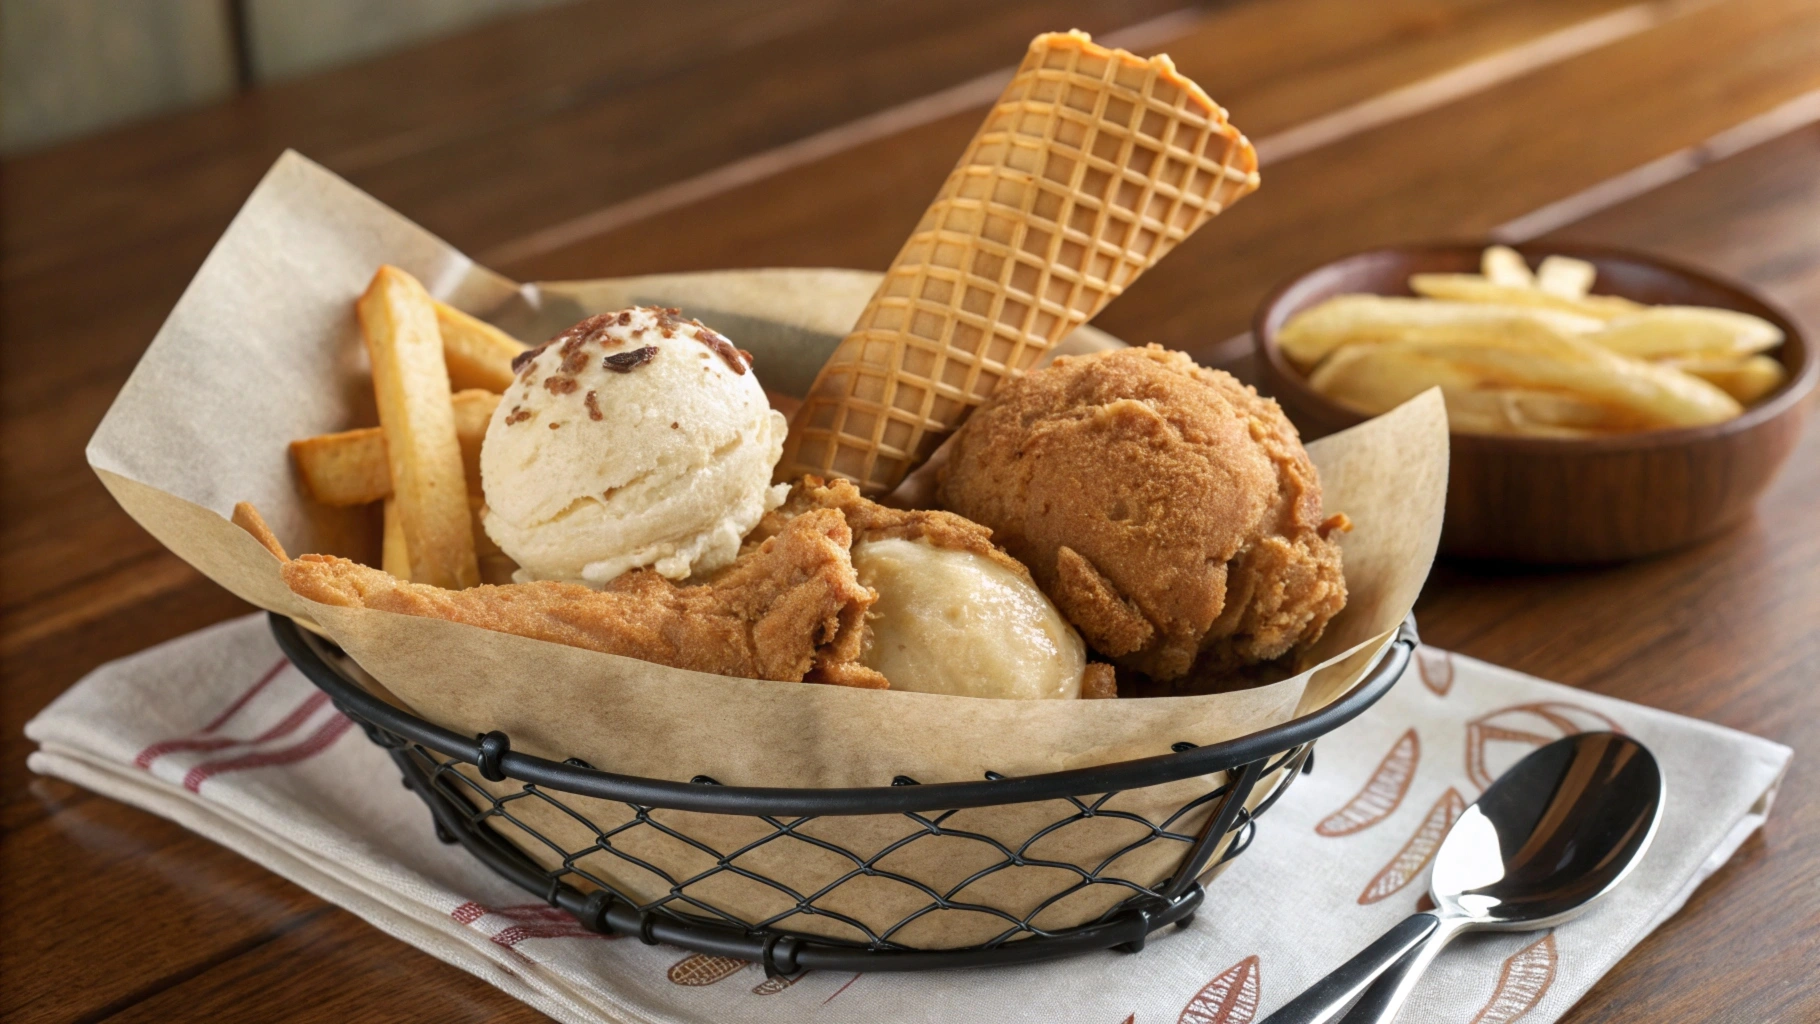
[272,612,1416,816]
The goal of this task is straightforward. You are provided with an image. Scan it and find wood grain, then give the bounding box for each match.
[0,792,323,1021]
[3,0,1818,1021]
[102,910,547,1024]
[505,0,1820,352]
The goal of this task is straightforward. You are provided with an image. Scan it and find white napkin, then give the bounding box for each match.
[26,614,1789,1024]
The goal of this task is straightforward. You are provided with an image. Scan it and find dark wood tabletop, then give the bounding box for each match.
[4,0,1817,1020]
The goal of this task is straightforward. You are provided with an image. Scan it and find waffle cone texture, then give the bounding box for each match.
[777,30,1261,493]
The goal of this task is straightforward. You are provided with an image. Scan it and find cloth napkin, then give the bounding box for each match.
[26,615,1789,1024]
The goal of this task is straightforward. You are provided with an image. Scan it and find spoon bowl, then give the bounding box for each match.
[1433,730,1662,927]
[1261,731,1664,1024]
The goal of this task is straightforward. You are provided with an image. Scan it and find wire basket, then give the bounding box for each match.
[273,613,1416,974]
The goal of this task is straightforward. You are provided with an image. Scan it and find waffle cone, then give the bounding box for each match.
[778,29,1260,493]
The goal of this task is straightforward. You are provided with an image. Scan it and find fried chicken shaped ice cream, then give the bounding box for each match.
[939,346,1347,681]
[755,479,1112,699]
[480,307,788,585]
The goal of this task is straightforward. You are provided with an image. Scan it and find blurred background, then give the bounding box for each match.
[3,0,570,153]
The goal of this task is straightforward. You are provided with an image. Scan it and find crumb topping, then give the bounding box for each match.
[604,346,658,373]
[499,308,748,427]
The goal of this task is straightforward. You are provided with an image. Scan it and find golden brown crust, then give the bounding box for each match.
[1052,546,1154,657]
[806,659,891,690]
[756,477,1036,582]
[283,508,874,683]
[938,345,1346,680]
[1080,662,1119,699]
[232,502,289,561]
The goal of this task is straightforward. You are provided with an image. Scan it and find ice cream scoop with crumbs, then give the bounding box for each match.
[480,306,788,584]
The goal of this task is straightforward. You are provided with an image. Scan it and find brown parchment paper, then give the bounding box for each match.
[88,152,1449,945]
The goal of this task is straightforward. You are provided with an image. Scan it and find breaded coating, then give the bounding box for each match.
[754,477,1035,581]
[761,476,1112,698]
[939,345,1346,681]
[1080,662,1119,699]
[284,508,884,686]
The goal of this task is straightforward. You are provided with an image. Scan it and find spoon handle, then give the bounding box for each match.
[1256,913,1440,1024]
[1335,917,1463,1024]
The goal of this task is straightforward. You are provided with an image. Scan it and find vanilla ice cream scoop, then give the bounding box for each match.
[852,538,1086,699]
[480,307,788,584]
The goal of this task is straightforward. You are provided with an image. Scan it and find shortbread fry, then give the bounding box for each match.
[291,389,498,505]
[469,496,518,584]
[359,266,478,589]
[435,301,527,393]
[290,427,389,505]
[381,498,410,579]
[448,388,496,499]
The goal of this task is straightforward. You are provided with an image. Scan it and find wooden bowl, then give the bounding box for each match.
[1254,243,1816,563]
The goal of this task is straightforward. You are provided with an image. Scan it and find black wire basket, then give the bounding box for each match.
[273,612,1416,975]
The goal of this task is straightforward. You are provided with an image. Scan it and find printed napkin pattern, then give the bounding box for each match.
[27,615,1788,1024]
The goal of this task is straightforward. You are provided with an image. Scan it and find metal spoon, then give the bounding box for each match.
[1259,731,1663,1024]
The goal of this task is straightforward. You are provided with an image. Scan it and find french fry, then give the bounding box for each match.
[1308,341,1491,415]
[1481,245,1535,288]
[1445,388,1618,436]
[359,265,478,589]
[1309,340,1690,436]
[381,497,410,579]
[1306,340,1607,435]
[449,388,495,500]
[1535,255,1595,299]
[1664,353,1787,404]
[1409,273,1644,319]
[383,496,516,584]
[1591,306,1783,359]
[435,301,527,393]
[290,427,390,506]
[290,389,499,505]
[470,497,519,585]
[1276,295,1602,370]
[1395,333,1741,428]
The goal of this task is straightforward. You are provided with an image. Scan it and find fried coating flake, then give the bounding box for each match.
[753,476,1031,577]
[939,345,1347,681]
[284,508,884,686]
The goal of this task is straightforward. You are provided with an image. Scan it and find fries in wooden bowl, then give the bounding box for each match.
[1254,243,1814,561]
[1277,245,1783,437]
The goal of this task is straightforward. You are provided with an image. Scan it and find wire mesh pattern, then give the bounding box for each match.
[778,30,1262,492]
[273,613,1416,971]
[392,737,1302,951]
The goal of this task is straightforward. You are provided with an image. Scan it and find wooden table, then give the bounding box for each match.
[4,0,1817,1020]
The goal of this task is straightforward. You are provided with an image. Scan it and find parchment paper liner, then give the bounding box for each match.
[89,152,1448,946]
